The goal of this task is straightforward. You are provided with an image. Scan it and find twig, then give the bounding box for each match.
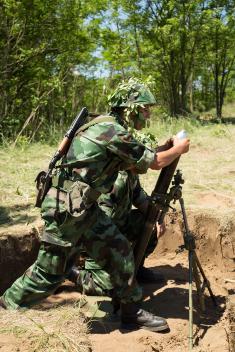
[224,278,235,284]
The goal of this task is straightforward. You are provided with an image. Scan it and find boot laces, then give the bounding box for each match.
[139,309,156,319]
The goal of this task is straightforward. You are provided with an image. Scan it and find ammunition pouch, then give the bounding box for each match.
[67,180,101,217]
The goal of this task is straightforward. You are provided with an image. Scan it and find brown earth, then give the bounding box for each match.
[86,206,235,352]
[0,195,235,352]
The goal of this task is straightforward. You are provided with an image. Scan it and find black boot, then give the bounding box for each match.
[66,266,81,285]
[121,302,169,332]
[136,266,165,284]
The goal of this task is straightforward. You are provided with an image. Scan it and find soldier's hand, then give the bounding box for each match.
[173,136,190,154]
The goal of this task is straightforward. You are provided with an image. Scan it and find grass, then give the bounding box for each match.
[0,115,235,232]
[142,116,235,213]
[0,303,91,352]
[0,143,54,207]
[0,113,235,351]
[207,101,235,119]
[0,143,54,231]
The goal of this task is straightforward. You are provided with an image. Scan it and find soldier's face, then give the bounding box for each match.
[139,106,151,120]
[132,105,151,130]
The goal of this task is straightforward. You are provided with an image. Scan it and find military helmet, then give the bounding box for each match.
[108,78,156,109]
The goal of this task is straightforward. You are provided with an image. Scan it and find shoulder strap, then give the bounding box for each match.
[56,115,116,170]
[76,115,115,135]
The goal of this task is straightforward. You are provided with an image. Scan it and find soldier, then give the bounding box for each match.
[67,136,167,296]
[0,78,190,332]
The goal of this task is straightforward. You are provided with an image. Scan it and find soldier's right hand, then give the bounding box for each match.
[172,137,190,154]
[151,136,190,170]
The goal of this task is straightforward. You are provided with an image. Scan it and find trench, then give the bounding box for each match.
[0,211,234,351]
[153,210,235,352]
[0,227,40,295]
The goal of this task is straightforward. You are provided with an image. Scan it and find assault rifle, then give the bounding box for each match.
[35,107,89,208]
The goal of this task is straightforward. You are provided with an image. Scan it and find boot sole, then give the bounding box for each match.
[121,322,169,332]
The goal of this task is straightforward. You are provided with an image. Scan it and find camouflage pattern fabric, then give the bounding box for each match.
[77,171,158,296]
[79,209,158,296]
[108,78,156,129]
[2,116,155,309]
[99,170,147,227]
[108,78,156,109]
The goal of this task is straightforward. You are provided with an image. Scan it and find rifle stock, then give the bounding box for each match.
[35,107,89,207]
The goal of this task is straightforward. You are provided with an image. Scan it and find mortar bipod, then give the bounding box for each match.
[171,171,217,351]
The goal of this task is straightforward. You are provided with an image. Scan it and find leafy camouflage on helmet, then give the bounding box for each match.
[108,78,156,129]
[108,78,156,109]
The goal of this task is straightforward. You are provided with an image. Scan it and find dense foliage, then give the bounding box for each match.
[0,0,234,143]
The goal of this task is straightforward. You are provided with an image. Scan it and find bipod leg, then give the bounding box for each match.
[194,252,217,307]
[192,252,205,312]
[189,250,194,352]
[179,197,217,352]
[179,198,195,350]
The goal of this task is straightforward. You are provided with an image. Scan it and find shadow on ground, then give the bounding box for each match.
[197,117,235,124]
[80,264,225,336]
[87,292,225,336]
[30,263,226,339]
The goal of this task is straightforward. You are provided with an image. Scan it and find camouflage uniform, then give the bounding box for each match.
[3,116,155,309]
[78,170,158,296]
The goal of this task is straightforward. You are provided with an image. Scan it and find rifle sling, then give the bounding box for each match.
[56,115,115,169]
[76,115,115,134]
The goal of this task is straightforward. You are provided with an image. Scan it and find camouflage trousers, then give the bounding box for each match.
[2,189,142,309]
[76,209,158,296]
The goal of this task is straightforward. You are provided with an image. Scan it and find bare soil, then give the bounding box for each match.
[86,204,235,352]
[0,179,235,352]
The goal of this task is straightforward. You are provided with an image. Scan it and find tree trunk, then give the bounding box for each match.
[215,68,221,119]
[188,72,194,113]
[214,23,221,119]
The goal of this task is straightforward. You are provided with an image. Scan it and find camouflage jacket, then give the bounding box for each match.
[57,115,155,195]
[41,115,156,245]
[98,170,148,228]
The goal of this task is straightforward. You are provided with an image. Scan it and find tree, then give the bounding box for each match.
[0,0,107,142]
[203,0,235,118]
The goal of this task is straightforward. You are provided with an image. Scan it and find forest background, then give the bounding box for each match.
[0,0,234,145]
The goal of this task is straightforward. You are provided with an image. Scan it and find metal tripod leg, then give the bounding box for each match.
[179,197,217,351]
[192,252,206,312]
[189,250,194,351]
[194,251,217,307]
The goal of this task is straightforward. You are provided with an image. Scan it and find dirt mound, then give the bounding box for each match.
[0,226,41,295]
[87,210,234,352]
[0,210,234,352]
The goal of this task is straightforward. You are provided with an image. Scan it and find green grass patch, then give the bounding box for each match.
[0,117,235,230]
